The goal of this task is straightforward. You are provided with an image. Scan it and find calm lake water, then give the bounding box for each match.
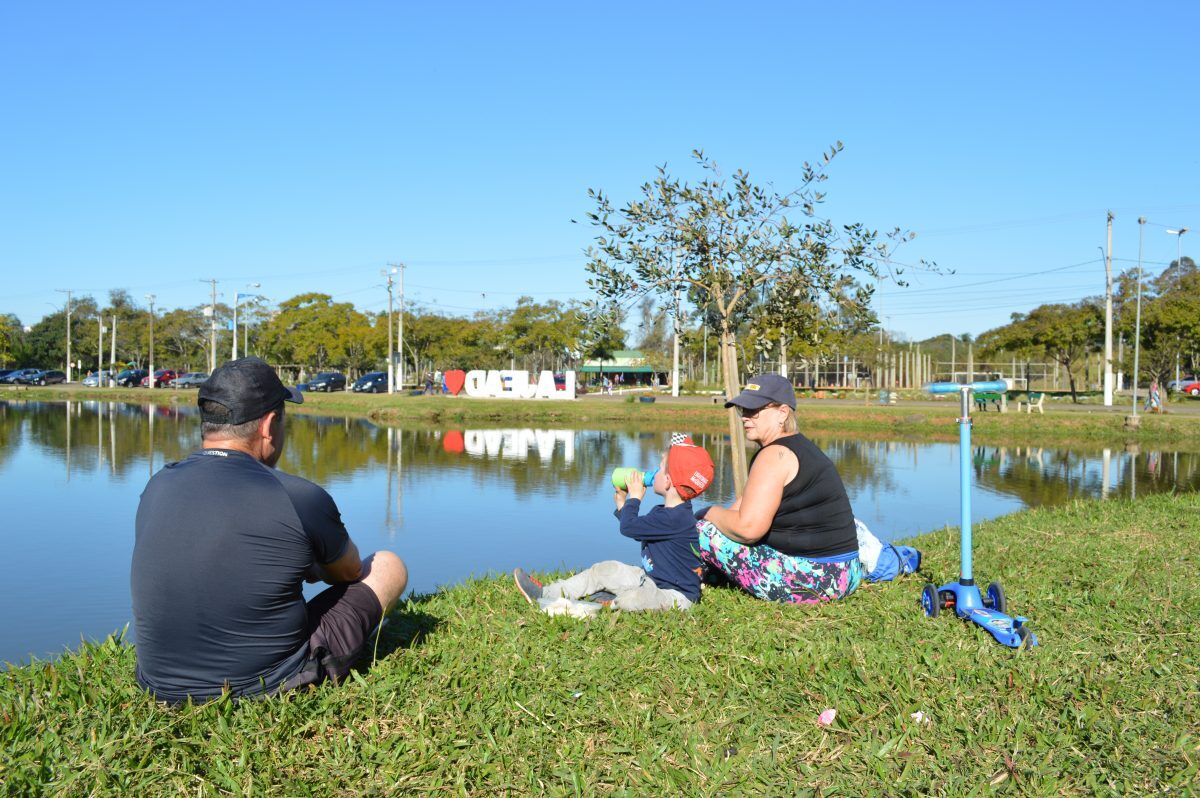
[2,399,1197,664]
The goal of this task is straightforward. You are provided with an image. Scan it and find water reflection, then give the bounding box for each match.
[2,399,1199,663]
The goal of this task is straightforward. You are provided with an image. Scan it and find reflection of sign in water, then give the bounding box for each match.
[463,370,576,400]
[460,429,575,463]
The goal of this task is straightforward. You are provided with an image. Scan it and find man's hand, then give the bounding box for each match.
[303,562,328,584]
[627,473,647,501]
[613,488,626,512]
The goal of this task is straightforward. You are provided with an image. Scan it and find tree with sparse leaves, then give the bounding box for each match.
[582,147,928,491]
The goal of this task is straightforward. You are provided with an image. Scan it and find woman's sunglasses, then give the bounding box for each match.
[738,404,776,419]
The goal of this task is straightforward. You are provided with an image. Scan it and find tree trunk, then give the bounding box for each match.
[1064,359,1079,403]
[720,320,749,496]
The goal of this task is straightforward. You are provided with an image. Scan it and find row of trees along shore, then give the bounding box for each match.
[975,254,1199,402]
[7,147,1192,487]
[3,145,937,493]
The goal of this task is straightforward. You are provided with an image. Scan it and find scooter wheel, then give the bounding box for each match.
[1016,626,1033,649]
[921,584,939,618]
[985,581,1007,614]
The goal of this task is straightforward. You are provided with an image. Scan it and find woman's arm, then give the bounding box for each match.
[704,445,797,544]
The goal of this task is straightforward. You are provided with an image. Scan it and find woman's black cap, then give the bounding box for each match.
[198,357,303,424]
[724,373,797,410]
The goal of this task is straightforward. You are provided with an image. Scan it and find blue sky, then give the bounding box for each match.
[1,1,1196,340]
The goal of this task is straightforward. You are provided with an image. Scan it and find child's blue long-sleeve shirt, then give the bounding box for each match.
[614,498,701,602]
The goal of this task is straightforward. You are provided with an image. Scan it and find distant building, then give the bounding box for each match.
[578,350,662,385]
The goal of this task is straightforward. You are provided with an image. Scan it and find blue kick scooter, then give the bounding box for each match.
[920,380,1037,649]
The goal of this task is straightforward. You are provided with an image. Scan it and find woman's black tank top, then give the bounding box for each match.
[752,433,857,558]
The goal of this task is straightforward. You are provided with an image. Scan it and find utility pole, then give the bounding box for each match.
[202,278,219,372]
[383,267,397,393]
[55,289,73,382]
[146,294,156,388]
[110,314,117,378]
[1103,211,1114,407]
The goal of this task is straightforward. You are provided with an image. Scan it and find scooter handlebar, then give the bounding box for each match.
[925,380,1008,395]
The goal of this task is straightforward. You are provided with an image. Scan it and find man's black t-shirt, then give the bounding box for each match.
[131,449,350,703]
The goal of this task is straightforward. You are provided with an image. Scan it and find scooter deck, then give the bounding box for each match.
[964,607,1037,648]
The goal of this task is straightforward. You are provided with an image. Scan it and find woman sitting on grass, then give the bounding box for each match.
[697,374,863,604]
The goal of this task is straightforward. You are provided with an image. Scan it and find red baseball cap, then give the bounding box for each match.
[666,435,714,500]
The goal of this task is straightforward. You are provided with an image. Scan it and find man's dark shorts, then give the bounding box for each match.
[281,582,384,691]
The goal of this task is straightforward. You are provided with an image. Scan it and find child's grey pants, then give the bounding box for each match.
[541,560,693,611]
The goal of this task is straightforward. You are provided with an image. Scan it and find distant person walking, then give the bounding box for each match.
[1146,380,1163,414]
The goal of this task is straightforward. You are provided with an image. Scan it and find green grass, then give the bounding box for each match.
[4,494,1198,795]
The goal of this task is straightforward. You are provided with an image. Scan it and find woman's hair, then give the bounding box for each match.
[776,403,798,434]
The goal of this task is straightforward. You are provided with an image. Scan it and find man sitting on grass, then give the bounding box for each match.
[131,357,409,703]
[514,434,714,614]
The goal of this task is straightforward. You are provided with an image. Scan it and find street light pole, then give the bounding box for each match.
[392,262,406,391]
[671,248,680,397]
[98,318,105,385]
[1131,221,1145,417]
[55,289,73,382]
[383,268,397,393]
[232,282,260,360]
[1166,227,1189,387]
[145,294,156,389]
[1102,212,1114,407]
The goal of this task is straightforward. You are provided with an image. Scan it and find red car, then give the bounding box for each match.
[1181,381,1200,397]
[141,369,179,388]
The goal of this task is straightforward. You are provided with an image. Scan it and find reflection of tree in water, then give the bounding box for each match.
[2,400,200,478]
[10,401,1199,507]
[811,438,896,494]
[971,445,1200,505]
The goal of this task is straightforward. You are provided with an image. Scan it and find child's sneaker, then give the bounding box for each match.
[513,568,543,604]
[584,590,616,606]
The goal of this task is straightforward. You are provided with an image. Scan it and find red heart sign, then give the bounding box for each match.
[442,430,464,453]
[444,369,466,396]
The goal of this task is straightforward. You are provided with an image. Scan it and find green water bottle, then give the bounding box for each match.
[610,466,658,490]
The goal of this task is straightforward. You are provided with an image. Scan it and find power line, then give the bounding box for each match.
[875,257,1101,296]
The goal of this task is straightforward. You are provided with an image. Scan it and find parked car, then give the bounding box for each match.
[1167,376,1199,393]
[140,369,179,388]
[1180,381,1200,397]
[115,368,149,387]
[305,371,347,392]
[173,372,209,388]
[82,370,114,387]
[26,370,66,386]
[352,371,387,393]
[2,368,41,384]
[0,369,16,380]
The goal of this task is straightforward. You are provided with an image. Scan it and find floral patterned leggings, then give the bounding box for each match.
[697,520,863,604]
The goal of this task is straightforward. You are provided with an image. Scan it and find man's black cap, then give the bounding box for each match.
[198,357,302,425]
[724,373,797,410]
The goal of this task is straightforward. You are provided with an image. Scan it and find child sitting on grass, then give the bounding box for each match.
[514,434,715,614]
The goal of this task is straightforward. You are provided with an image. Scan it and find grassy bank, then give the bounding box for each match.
[4,383,1200,447]
[3,494,1198,795]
